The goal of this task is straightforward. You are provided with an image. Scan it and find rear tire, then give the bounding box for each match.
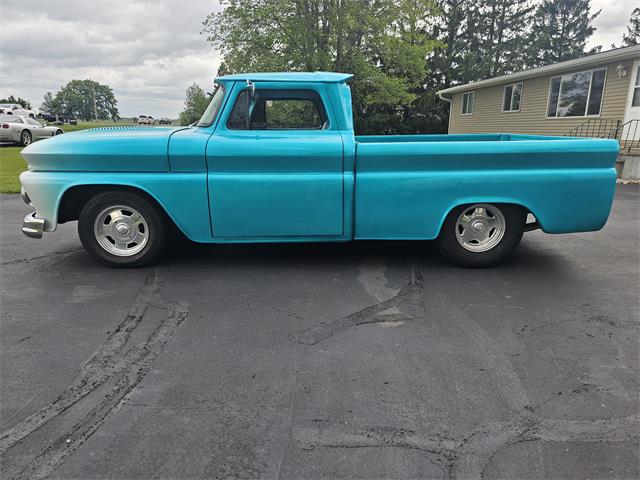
[78,191,166,267]
[437,203,526,268]
[20,130,32,146]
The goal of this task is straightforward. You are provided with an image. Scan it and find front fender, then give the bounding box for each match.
[19,171,212,242]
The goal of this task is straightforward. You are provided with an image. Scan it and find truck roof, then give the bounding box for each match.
[216,72,353,83]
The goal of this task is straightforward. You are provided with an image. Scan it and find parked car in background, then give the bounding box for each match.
[137,115,154,125]
[38,112,59,123]
[0,103,36,118]
[0,115,63,146]
[38,112,71,125]
[159,117,171,125]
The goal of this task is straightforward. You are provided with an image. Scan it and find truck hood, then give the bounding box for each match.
[21,125,188,172]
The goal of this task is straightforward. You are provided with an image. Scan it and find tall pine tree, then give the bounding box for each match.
[468,0,536,79]
[622,7,639,47]
[527,0,600,67]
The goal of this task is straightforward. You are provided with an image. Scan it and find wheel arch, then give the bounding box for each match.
[58,184,183,234]
[435,199,536,237]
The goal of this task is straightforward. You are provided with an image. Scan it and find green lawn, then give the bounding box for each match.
[0,121,136,193]
[0,147,27,193]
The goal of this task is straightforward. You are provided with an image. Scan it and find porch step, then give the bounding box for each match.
[616,153,640,180]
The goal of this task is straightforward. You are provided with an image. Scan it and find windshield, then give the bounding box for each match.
[196,84,225,127]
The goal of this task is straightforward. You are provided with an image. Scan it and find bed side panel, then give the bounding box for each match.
[354,138,619,239]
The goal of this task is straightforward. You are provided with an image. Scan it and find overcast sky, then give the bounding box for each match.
[0,0,636,118]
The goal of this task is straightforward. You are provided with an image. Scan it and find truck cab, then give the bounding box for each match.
[169,72,354,240]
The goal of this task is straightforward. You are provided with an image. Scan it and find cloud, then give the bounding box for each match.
[0,0,221,117]
[588,0,636,49]
[0,0,634,117]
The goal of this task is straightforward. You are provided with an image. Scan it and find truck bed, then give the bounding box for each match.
[353,134,619,239]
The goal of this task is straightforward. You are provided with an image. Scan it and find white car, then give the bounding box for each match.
[136,115,155,125]
[0,115,63,146]
[0,103,35,118]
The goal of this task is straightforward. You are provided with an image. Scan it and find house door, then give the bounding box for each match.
[623,60,640,142]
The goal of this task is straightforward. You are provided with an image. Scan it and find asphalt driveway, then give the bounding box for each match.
[1,187,638,479]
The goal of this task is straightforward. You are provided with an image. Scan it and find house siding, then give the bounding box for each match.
[448,59,637,136]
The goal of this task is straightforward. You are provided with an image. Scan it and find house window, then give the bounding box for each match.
[546,68,607,117]
[461,92,475,115]
[502,83,523,112]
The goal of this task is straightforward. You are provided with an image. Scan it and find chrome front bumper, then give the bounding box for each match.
[22,212,45,238]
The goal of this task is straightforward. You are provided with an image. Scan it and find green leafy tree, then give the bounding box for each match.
[53,80,119,120]
[622,7,639,46]
[179,83,210,125]
[527,0,600,67]
[0,95,32,109]
[40,92,60,114]
[203,0,441,134]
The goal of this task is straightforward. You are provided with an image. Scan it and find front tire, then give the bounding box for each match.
[78,191,166,267]
[437,203,526,268]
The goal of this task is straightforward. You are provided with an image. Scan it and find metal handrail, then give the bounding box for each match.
[605,119,640,153]
[564,119,622,139]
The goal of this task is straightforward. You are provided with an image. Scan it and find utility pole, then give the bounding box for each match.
[92,86,98,120]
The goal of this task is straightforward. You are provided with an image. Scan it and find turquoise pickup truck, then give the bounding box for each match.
[20,72,619,268]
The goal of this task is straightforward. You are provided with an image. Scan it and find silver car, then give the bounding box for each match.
[0,115,63,146]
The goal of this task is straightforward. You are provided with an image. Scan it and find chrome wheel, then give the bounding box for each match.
[93,205,148,256]
[21,131,31,145]
[455,204,506,252]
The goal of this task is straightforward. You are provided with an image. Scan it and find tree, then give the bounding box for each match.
[622,7,639,47]
[179,83,210,125]
[0,95,32,109]
[53,80,119,120]
[466,0,536,79]
[527,0,600,67]
[40,92,60,114]
[203,0,441,134]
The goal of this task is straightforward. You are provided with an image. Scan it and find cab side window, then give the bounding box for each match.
[227,89,327,130]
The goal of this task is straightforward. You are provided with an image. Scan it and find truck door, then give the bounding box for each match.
[206,84,344,238]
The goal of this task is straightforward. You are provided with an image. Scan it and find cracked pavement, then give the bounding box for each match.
[1,187,639,479]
